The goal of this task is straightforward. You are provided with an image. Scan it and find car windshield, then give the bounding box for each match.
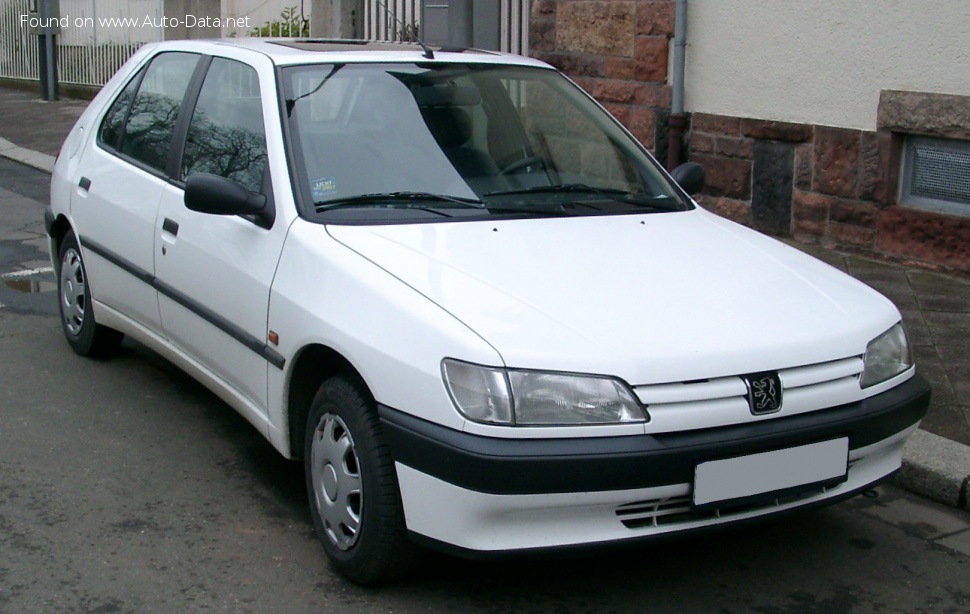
[282,62,688,222]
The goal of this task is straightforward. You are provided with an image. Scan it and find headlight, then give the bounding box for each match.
[442,359,647,425]
[861,323,912,388]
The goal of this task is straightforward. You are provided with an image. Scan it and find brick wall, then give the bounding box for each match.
[529,1,969,274]
[530,1,674,159]
[687,107,970,273]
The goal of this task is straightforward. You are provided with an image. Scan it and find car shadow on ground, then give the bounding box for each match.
[115,337,310,517]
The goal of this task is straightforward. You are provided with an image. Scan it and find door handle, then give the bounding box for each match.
[162,218,179,236]
[78,176,91,191]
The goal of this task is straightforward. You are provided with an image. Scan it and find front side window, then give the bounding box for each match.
[283,63,687,223]
[119,52,200,172]
[181,58,267,193]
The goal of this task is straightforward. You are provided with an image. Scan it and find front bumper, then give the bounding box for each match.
[381,374,930,553]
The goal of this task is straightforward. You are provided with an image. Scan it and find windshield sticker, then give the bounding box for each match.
[312,177,337,200]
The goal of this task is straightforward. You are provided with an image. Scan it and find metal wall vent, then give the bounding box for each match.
[903,136,970,217]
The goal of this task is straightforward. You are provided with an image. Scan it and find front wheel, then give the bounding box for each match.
[305,376,418,584]
[57,232,123,358]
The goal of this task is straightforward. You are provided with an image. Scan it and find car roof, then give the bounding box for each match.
[146,38,553,69]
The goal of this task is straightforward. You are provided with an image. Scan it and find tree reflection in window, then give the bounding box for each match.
[181,58,267,193]
[98,67,144,150]
[119,53,200,172]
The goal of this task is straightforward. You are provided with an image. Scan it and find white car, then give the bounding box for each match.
[47,39,930,584]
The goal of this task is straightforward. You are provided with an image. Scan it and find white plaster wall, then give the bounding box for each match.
[684,0,970,131]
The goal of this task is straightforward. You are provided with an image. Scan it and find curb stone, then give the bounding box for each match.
[0,137,55,173]
[893,429,970,511]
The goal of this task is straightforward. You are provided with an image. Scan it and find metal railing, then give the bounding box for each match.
[0,0,162,87]
[361,0,529,55]
[0,0,533,88]
[0,0,39,81]
[362,0,422,42]
[57,0,163,86]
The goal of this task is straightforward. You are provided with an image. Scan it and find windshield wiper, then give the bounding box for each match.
[484,183,680,210]
[315,192,485,212]
[486,201,603,216]
[485,183,626,198]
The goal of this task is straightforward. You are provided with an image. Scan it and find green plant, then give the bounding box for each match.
[251,6,310,38]
[400,23,420,43]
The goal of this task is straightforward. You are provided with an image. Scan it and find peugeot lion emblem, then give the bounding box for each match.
[742,372,783,415]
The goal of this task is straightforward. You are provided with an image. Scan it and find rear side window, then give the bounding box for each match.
[97,67,144,149]
[180,58,267,193]
[118,52,200,172]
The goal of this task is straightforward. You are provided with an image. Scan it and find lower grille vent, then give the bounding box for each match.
[615,496,693,528]
[616,483,838,530]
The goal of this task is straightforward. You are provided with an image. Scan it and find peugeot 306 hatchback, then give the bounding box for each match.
[47,38,930,584]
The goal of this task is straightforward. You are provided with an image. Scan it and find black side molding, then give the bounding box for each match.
[79,236,285,370]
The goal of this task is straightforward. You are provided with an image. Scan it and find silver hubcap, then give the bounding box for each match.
[310,414,362,550]
[59,248,86,336]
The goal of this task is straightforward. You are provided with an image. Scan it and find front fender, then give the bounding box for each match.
[267,220,504,441]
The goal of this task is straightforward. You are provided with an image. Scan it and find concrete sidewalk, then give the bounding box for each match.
[0,84,967,510]
[0,86,88,160]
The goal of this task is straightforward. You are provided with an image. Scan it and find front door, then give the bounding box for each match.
[154,56,287,420]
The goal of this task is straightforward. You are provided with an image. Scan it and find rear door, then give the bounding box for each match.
[71,52,202,332]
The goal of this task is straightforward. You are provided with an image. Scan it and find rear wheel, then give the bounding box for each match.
[305,376,418,584]
[57,232,123,358]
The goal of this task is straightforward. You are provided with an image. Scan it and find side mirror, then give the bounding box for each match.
[670,162,705,195]
[185,173,267,216]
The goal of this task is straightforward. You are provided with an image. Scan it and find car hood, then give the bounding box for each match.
[326,208,900,384]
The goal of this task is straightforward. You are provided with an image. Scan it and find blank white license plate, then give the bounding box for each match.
[693,438,849,507]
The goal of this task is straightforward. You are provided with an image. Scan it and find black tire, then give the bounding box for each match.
[304,375,419,584]
[56,232,123,358]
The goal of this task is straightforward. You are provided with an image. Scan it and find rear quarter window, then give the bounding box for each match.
[97,67,144,150]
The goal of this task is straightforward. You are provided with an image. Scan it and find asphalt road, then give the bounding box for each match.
[1,158,968,612]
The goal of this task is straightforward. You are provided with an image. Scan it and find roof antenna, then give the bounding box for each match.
[373,0,434,59]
